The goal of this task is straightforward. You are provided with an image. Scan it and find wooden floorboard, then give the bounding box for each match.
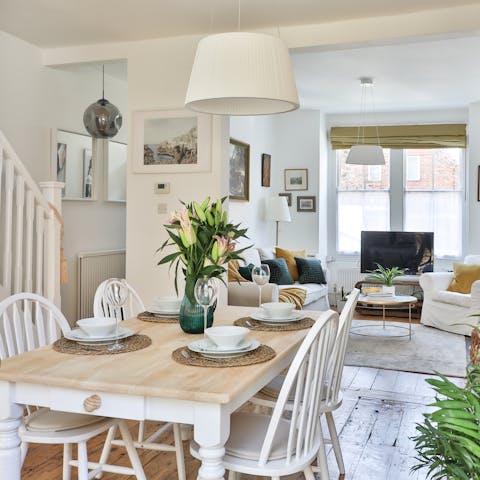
[22,366,440,480]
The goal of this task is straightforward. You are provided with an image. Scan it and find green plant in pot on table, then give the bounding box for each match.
[365,263,405,294]
[158,196,249,333]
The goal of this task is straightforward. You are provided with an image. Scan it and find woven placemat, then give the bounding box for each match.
[137,311,178,323]
[53,334,152,355]
[234,317,315,332]
[172,345,276,368]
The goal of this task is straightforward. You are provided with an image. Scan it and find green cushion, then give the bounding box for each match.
[261,258,294,285]
[295,257,327,284]
[238,263,254,281]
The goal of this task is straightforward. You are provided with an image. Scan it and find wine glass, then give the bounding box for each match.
[252,264,270,307]
[194,277,218,338]
[104,278,129,351]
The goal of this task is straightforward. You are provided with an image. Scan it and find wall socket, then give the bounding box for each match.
[157,203,168,214]
[154,182,170,194]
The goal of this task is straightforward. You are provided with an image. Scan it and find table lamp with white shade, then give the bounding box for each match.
[266,196,291,246]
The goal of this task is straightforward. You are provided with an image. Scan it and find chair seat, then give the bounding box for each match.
[24,408,107,432]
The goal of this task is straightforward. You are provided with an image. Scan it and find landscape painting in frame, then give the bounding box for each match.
[133,110,212,173]
[229,138,250,201]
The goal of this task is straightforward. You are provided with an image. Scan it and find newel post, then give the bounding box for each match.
[39,181,64,308]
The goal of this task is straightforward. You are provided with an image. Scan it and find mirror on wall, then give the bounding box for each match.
[53,129,95,200]
[105,140,127,202]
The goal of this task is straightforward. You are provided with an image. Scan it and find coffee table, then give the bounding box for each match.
[352,294,417,340]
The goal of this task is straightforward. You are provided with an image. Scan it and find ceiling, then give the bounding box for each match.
[1,0,480,48]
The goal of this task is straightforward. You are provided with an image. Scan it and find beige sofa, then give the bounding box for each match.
[419,255,480,336]
[228,246,329,311]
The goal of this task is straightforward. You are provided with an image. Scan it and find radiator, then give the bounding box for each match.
[77,250,126,319]
[334,268,362,293]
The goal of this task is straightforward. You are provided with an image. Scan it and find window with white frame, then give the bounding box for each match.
[335,147,464,257]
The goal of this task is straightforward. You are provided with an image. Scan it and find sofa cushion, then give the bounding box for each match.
[447,263,480,294]
[261,258,294,285]
[258,246,275,260]
[433,290,471,308]
[295,257,327,284]
[238,247,262,267]
[275,247,306,281]
[238,263,254,281]
[279,282,328,306]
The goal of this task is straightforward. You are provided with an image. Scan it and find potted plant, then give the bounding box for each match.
[366,263,405,295]
[337,287,349,313]
[157,196,250,333]
[411,358,480,479]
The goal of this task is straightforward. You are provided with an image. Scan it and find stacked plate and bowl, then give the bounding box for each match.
[250,302,305,324]
[146,296,182,318]
[64,317,135,345]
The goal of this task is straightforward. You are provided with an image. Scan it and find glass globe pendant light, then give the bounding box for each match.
[83,65,122,138]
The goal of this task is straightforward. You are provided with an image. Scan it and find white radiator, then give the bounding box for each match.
[334,268,363,293]
[77,249,126,319]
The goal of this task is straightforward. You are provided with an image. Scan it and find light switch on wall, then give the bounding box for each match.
[154,182,170,194]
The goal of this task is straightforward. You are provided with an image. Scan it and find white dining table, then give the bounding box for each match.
[0,305,315,480]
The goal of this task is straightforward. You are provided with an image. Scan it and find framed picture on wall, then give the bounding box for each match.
[229,138,250,201]
[297,196,316,212]
[279,192,292,206]
[261,153,271,187]
[83,149,93,199]
[132,109,212,173]
[285,168,308,191]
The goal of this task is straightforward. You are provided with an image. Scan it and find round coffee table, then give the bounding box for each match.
[352,294,417,340]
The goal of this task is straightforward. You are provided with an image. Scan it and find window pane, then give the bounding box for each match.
[338,191,390,254]
[406,155,420,181]
[404,191,462,257]
[337,149,390,191]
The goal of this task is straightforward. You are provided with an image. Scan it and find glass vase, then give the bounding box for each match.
[179,293,216,334]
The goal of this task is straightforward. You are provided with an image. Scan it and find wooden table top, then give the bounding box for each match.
[0,306,318,404]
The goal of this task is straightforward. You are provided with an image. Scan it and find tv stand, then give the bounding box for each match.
[354,276,423,319]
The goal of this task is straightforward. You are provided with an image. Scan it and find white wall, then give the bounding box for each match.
[0,30,128,322]
[467,102,480,256]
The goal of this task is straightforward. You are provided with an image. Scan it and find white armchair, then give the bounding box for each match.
[420,255,480,336]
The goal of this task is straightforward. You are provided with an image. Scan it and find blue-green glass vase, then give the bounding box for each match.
[179,293,216,334]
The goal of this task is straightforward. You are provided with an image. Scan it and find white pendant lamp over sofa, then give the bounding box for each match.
[185,32,299,116]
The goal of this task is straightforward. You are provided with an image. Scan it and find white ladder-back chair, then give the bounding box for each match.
[251,288,360,479]
[93,278,145,320]
[190,310,339,480]
[0,293,146,480]
[93,279,186,480]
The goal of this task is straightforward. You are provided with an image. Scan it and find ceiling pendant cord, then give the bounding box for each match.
[102,64,105,100]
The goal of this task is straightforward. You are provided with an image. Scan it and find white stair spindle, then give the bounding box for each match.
[35,205,44,295]
[24,190,35,293]
[14,176,25,292]
[3,158,14,291]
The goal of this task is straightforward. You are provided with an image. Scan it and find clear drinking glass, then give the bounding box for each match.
[104,278,129,351]
[252,264,270,307]
[194,277,218,337]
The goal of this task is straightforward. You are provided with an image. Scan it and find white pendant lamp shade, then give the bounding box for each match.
[346,145,385,165]
[185,32,299,115]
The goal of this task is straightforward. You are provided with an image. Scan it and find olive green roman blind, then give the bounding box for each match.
[329,124,466,149]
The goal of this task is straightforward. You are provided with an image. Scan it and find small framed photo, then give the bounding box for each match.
[279,192,292,207]
[285,168,308,191]
[229,138,250,201]
[297,196,316,212]
[132,109,212,173]
[261,153,271,187]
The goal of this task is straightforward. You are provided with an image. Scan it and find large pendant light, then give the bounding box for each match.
[83,65,123,139]
[346,77,385,165]
[185,1,299,116]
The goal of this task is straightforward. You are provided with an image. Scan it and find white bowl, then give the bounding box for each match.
[205,326,249,349]
[261,302,295,319]
[77,317,116,338]
[153,296,182,311]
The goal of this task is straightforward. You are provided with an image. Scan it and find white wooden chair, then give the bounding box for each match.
[93,279,186,480]
[250,288,360,478]
[0,292,146,480]
[190,309,339,480]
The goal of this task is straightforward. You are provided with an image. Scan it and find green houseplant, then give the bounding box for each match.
[157,196,249,333]
[411,361,480,479]
[366,263,405,292]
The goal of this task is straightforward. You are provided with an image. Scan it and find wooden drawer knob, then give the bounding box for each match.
[83,394,102,412]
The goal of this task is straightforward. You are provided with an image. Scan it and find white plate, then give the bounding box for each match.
[64,327,135,345]
[188,339,260,358]
[146,306,180,315]
[250,311,305,323]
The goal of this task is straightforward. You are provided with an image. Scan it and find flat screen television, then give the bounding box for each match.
[360,231,434,275]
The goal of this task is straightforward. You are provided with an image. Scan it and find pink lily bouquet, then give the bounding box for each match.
[158,197,250,304]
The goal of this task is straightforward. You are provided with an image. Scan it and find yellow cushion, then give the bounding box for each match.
[275,247,306,281]
[447,263,480,294]
[228,260,247,283]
